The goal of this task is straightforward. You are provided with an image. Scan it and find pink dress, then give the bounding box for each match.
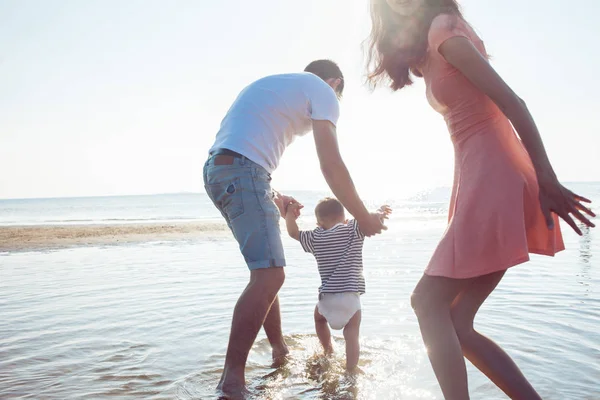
[423,14,564,279]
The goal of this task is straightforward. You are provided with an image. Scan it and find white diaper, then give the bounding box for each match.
[317,292,361,330]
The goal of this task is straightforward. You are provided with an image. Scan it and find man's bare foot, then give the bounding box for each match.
[345,365,364,376]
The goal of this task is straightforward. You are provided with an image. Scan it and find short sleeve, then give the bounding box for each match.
[351,219,365,240]
[428,14,471,55]
[307,75,340,126]
[299,230,316,253]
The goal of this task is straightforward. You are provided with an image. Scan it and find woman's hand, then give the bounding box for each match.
[538,177,595,235]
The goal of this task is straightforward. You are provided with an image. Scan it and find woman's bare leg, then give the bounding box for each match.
[451,271,542,400]
[411,274,473,400]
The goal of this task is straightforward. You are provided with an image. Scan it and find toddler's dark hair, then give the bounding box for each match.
[315,197,345,221]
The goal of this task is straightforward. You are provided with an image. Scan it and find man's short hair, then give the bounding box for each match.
[315,197,345,221]
[304,59,344,97]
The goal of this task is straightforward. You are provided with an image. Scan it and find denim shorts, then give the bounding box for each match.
[203,154,286,270]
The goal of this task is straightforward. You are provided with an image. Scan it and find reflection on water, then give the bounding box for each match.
[577,227,594,298]
[175,335,432,400]
[578,226,592,265]
[1,211,599,399]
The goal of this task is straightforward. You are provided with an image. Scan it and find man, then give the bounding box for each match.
[203,59,386,397]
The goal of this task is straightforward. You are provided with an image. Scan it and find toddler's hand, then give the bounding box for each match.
[286,202,302,220]
[274,191,303,218]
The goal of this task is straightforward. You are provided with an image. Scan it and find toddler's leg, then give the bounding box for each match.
[314,305,333,355]
[343,310,362,372]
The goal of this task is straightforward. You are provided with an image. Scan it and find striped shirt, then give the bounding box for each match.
[299,219,365,294]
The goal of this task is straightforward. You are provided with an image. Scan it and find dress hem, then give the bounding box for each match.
[424,245,565,279]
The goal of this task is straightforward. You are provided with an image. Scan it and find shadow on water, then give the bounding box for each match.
[172,334,430,400]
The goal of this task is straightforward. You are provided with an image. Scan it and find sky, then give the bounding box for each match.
[1,0,599,199]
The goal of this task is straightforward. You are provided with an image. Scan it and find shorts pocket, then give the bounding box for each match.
[251,172,279,220]
[205,177,245,221]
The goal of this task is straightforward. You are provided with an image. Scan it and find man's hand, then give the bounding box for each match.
[274,191,303,219]
[357,212,388,237]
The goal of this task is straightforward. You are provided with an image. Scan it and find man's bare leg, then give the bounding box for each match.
[343,310,361,372]
[217,267,285,398]
[314,305,333,355]
[263,295,289,365]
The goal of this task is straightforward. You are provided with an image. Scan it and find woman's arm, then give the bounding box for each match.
[438,37,595,234]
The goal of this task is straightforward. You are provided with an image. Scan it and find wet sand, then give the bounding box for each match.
[0,222,230,252]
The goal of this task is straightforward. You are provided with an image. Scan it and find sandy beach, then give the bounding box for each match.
[0,221,230,252]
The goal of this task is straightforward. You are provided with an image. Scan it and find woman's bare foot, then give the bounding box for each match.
[217,368,248,400]
[216,383,248,400]
[216,381,249,400]
[271,344,290,367]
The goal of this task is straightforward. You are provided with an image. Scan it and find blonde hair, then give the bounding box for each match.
[365,0,463,90]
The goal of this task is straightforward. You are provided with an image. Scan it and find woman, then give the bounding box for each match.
[366,1,595,399]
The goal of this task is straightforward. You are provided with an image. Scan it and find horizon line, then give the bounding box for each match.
[1,180,599,201]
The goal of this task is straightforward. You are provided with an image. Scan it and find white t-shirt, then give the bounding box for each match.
[208,72,340,173]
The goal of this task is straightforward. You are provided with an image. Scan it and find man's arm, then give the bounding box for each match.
[312,120,386,236]
[312,120,369,220]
